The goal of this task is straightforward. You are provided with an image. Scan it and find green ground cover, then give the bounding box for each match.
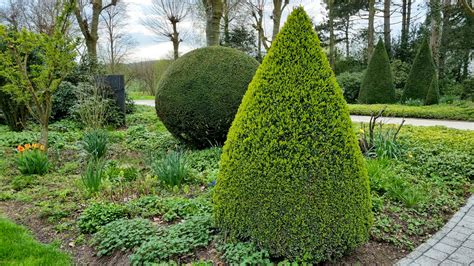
[0,216,71,266]
[349,102,474,121]
[0,105,472,264]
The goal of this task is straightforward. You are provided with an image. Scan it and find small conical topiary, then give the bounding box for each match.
[213,7,372,262]
[358,39,396,104]
[402,38,436,102]
[425,72,440,105]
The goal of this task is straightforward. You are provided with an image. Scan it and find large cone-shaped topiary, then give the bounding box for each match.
[359,39,396,104]
[425,72,440,105]
[213,7,372,262]
[402,38,436,102]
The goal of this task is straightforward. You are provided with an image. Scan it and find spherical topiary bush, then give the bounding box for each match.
[213,7,372,262]
[155,47,259,148]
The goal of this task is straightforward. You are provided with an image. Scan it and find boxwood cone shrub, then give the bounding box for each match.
[213,7,373,262]
[155,46,259,149]
[402,38,436,103]
[425,73,440,105]
[358,39,396,104]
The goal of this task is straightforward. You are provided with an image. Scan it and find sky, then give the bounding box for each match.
[0,0,427,62]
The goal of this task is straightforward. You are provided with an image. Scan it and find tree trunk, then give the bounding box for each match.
[407,0,412,35]
[271,0,288,41]
[203,0,224,46]
[384,0,391,57]
[85,37,98,62]
[40,123,49,148]
[328,0,336,70]
[367,0,375,61]
[430,0,442,66]
[344,14,350,58]
[172,21,180,60]
[401,0,407,48]
[439,0,451,79]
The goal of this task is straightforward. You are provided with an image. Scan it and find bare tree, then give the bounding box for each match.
[0,0,71,35]
[383,0,391,56]
[143,0,189,60]
[222,0,246,44]
[271,0,289,40]
[430,0,442,66]
[247,0,268,55]
[74,0,119,62]
[100,2,135,73]
[367,0,375,60]
[202,0,224,46]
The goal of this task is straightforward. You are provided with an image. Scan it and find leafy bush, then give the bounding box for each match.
[213,8,372,261]
[336,71,363,103]
[125,125,179,153]
[130,215,212,264]
[82,159,105,194]
[93,218,157,256]
[127,195,212,221]
[11,175,36,191]
[402,38,436,103]
[461,77,473,101]
[391,59,410,90]
[51,81,77,121]
[73,83,110,129]
[218,242,271,265]
[0,88,28,132]
[105,161,139,182]
[155,46,259,148]
[77,202,128,233]
[185,147,222,173]
[16,144,50,175]
[82,129,108,160]
[359,39,396,104]
[151,151,190,187]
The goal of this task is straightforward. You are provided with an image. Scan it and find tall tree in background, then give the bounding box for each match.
[383,0,391,56]
[202,0,224,46]
[101,2,134,73]
[327,0,336,70]
[271,0,289,40]
[143,0,189,60]
[222,0,245,45]
[367,0,375,61]
[247,0,267,56]
[429,0,442,66]
[74,0,119,62]
[399,0,413,61]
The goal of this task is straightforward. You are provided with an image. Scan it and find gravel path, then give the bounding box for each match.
[135,100,474,130]
[397,196,474,266]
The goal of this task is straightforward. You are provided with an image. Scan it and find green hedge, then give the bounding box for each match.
[155,46,259,149]
[214,7,372,262]
[348,103,474,121]
[359,39,396,104]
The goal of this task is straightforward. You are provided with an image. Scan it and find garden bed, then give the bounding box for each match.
[0,105,472,265]
[348,103,474,121]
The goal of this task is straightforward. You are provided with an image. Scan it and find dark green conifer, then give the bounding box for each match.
[402,38,436,102]
[213,7,372,262]
[425,73,440,105]
[359,39,396,104]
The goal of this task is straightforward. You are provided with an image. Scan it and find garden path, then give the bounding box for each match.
[135,100,474,130]
[397,196,474,266]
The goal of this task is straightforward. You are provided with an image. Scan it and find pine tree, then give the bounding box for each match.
[213,7,372,262]
[359,39,396,104]
[402,38,436,102]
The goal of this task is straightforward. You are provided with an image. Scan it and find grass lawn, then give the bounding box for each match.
[348,102,474,121]
[128,91,155,100]
[0,216,71,265]
[0,105,472,264]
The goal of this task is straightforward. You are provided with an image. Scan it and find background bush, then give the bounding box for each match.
[155,46,259,148]
[77,202,128,233]
[51,82,77,121]
[336,71,363,103]
[359,39,396,104]
[0,86,28,132]
[214,8,372,262]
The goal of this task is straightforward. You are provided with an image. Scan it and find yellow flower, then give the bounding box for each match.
[39,145,46,151]
[408,153,413,158]
[25,144,31,150]
[359,128,365,134]
[32,143,39,149]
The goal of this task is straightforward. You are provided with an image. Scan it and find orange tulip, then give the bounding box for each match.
[25,144,31,150]
[17,145,25,152]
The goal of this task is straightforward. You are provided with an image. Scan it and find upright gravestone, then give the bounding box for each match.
[96,75,126,126]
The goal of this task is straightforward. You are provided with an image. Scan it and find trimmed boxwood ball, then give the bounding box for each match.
[358,39,396,104]
[213,7,373,262]
[402,38,436,103]
[155,46,259,148]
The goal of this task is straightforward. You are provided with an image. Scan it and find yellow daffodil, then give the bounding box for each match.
[39,145,46,151]
[32,143,39,149]
[25,143,31,150]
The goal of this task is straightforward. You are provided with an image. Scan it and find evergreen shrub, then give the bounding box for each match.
[213,7,372,262]
[155,46,259,148]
